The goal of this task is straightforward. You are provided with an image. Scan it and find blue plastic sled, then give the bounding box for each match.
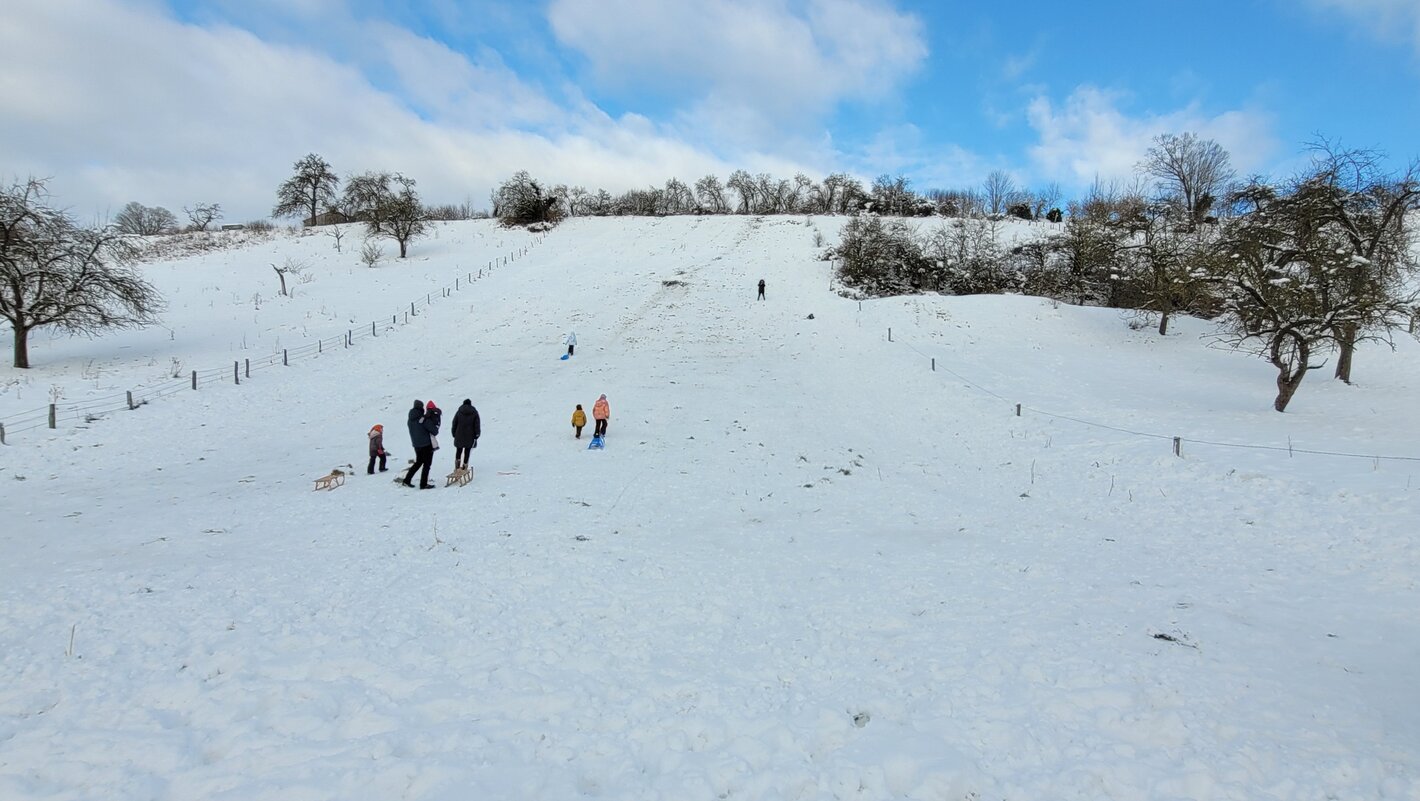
[587,435,605,450]
[560,354,570,360]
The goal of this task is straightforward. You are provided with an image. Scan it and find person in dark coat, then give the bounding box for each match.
[757,278,766,300]
[450,399,481,470]
[402,400,440,489]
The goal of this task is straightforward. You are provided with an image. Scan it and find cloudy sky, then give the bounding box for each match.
[3,0,1418,222]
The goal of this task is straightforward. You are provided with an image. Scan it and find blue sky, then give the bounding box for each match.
[3,0,1418,220]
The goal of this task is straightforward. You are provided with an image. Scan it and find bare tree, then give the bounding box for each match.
[359,239,383,268]
[184,202,222,231]
[1114,204,1216,335]
[1032,182,1062,220]
[270,257,308,297]
[695,175,728,214]
[1211,181,1334,412]
[0,179,163,368]
[344,172,427,258]
[273,153,340,226]
[726,170,756,214]
[493,171,563,227]
[870,174,913,216]
[1296,142,1420,383]
[1142,132,1234,225]
[327,224,346,253]
[663,178,694,215]
[983,170,1016,217]
[114,202,178,236]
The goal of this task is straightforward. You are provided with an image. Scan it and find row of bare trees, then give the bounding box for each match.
[494,169,1074,225]
[114,201,224,235]
[833,141,1419,412]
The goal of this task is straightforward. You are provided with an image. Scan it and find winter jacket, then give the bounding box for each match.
[571,408,586,427]
[407,402,428,448]
[565,332,577,346]
[368,426,384,457]
[407,401,440,449]
[593,396,610,421]
[452,401,481,448]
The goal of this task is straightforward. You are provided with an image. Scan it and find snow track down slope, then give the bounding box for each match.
[1,216,1417,801]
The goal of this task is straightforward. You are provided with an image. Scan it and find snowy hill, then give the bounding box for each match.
[1,216,1417,800]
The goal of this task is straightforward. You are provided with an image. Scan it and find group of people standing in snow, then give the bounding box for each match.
[366,398,480,489]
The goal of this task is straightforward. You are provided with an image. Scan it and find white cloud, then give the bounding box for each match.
[1305,0,1420,55]
[1024,86,1278,188]
[546,0,926,133]
[0,0,823,222]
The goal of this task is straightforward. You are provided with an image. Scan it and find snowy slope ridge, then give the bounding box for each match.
[1,216,1417,801]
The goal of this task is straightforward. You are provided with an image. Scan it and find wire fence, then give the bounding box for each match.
[0,238,544,445]
[886,326,1420,466]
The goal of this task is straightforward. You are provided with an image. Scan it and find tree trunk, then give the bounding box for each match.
[398,238,408,258]
[273,265,288,297]
[1271,329,1310,413]
[1333,323,1356,384]
[12,323,30,369]
[1157,311,1170,336]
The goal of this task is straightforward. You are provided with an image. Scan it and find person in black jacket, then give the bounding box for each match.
[402,399,440,489]
[451,399,480,470]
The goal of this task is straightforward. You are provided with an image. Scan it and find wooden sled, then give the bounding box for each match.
[446,466,472,487]
[313,469,346,491]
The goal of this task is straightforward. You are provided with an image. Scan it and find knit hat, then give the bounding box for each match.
[426,400,438,410]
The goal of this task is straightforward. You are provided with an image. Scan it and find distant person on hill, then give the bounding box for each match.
[564,331,577,357]
[571,404,586,439]
[367,424,388,474]
[757,279,766,300]
[402,400,440,489]
[593,394,610,438]
[451,399,480,470]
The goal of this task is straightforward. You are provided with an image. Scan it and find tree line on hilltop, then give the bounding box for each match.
[4,135,1416,417]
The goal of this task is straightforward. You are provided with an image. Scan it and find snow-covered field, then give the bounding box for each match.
[1,216,1417,800]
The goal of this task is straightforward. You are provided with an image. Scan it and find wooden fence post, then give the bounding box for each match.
[319,340,322,354]
[234,361,239,385]
[0,423,6,444]
[49,404,56,428]
[191,370,197,390]
[244,359,250,378]
[1015,403,1021,417]
[283,349,288,366]
[888,327,892,342]
[410,302,415,316]
[127,391,135,410]
[931,358,935,371]
[1173,437,1182,457]
[372,321,376,337]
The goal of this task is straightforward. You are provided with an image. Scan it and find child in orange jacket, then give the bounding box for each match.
[367,424,388,474]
